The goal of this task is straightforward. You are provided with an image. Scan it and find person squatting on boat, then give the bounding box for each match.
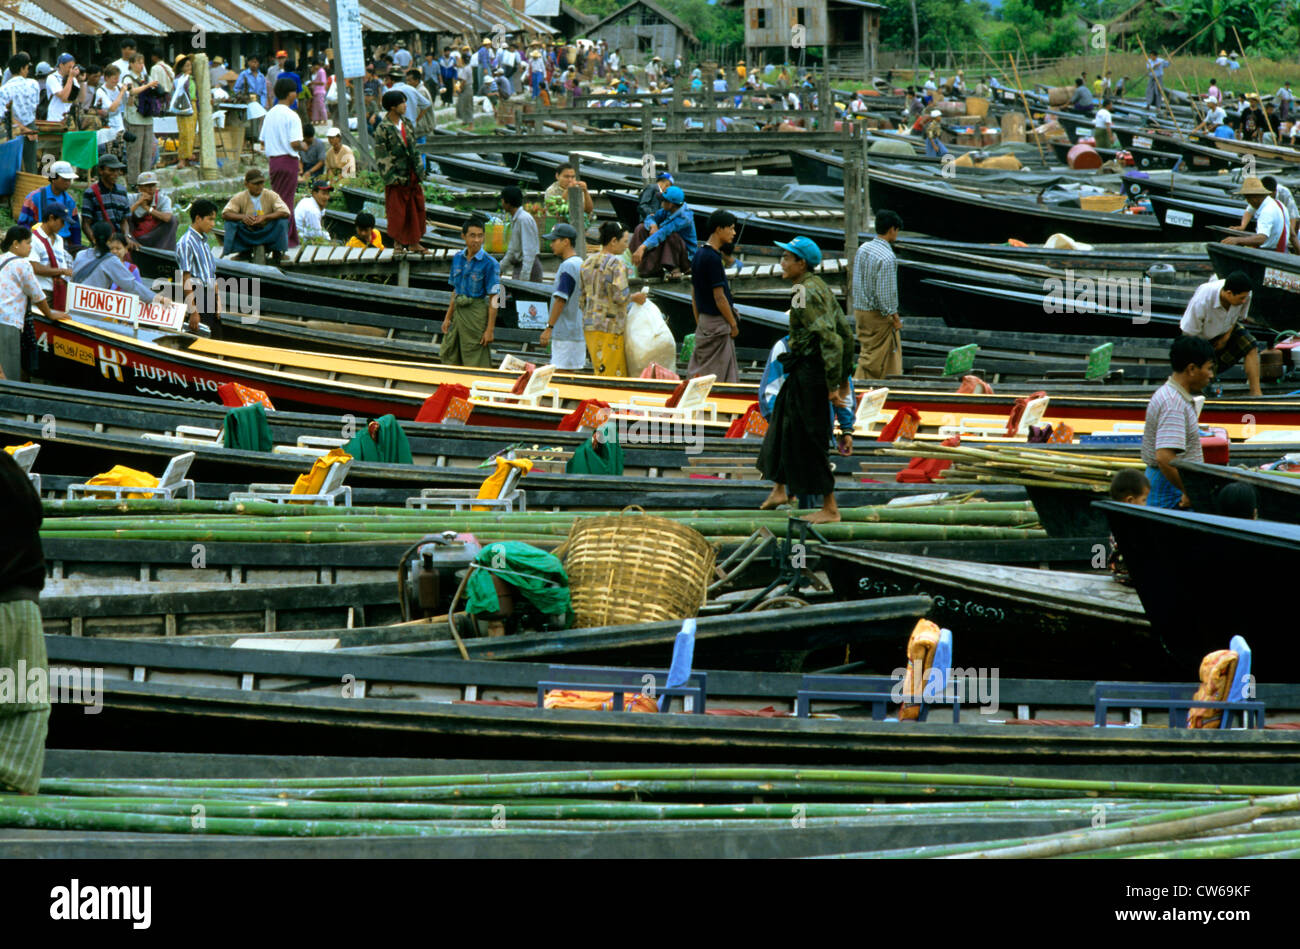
[442,215,501,369]
[0,447,49,795]
[221,168,290,264]
[757,236,855,524]
[629,185,697,279]
[1141,335,1217,510]
[852,209,903,382]
[1179,271,1259,397]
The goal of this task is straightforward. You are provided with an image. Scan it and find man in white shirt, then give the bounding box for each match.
[1195,101,1227,133]
[111,41,136,82]
[45,54,78,125]
[392,42,412,70]
[1223,176,1293,254]
[608,49,620,72]
[294,178,334,244]
[1179,271,1259,396]
[27,204,72,310]
[1093,99,1114,149]
[259,77,307,246]
[1238,175,1300,251]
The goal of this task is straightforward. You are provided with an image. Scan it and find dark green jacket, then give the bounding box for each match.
[373,118,420,186]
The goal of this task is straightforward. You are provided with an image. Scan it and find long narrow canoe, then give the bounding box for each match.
[1205,242,1300,331]
[1175,459,1300,524]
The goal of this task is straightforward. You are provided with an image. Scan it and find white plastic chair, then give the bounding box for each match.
[470,363,561,409]
[66,452,197,500]
[938,396,1050,439]
[140,425,225,447]
[852,387,890,436]
[407,463,527,512]
[11,444,40,494]
[229,457,354,507]
[613,374,719,422]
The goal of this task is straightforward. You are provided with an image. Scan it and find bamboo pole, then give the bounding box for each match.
[1231,26,1274,141]
[1005,52,1046,167]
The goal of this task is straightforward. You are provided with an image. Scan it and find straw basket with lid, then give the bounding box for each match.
[557,506,716,628]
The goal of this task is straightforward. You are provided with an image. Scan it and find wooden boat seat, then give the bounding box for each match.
[852,387,890,437]
[67,451,197,501]
[230,455,353,507]
[407,461,527,512]
[470,363,561,409]
[612,373,719,422]
[796,627,959,722]
[537,620,703,713]
[1094,635,1264,729]
[6,443,40,493]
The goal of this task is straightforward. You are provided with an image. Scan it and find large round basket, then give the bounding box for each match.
[559,507,716,629]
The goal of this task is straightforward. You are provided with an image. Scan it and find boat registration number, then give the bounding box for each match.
[52,336,95,366]
[1131,135,1153,149]
[1264,267,1300,294]
[1164,209,1194,228]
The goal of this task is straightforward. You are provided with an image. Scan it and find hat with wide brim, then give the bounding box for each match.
[1236,176,1271,196]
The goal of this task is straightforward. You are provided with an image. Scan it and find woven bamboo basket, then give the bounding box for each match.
[558,506,716,629]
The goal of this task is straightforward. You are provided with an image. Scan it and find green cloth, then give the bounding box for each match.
[0,600,49,795]
[60,130,99,171]
[679,333,696,365]
[223,403,273,453]
[789,272,853,392]
[465,541,571,623]
[343,414,413,465]
[566,420,624,476]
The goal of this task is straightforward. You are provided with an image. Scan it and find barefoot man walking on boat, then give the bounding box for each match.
[757,236,855,524]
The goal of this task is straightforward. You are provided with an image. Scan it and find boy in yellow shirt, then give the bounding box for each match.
[345,212,385,249]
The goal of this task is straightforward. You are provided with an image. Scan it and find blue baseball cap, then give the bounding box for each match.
[656,171,674,181]
[774,236,822,267]
[663,185,685,205]
[57,53,75,66]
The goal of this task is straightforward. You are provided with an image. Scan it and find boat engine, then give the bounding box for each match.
[398,533,482,621]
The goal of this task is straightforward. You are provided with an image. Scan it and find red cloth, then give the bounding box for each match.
[663,379,688,408]
[1005,390,1047,438]
[557,398,611,431]
[385,175,427,246]
[510,370,533,395]
[877,406,921,442]
[416,383,470,423]
[897,435,959,483]
[956,375,993,394]
[217,382,274,409]
[268,154,300,246]
[639,363,680,380]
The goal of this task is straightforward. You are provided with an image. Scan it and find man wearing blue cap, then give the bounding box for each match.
[757,235,855,524]
[630,184,697,278]
[45,54,79,126]
[638,171,673,223]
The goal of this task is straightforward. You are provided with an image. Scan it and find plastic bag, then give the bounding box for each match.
[625,296,676,377]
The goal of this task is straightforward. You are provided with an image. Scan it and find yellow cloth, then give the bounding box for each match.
[345,230,385,249]
[84,465,160,499]
[177,112,196,161]
[474,457,532,511]
[897,619,942,721]
[954,153,1022,170]
[544,689,659,713]
[3,442,35,455]
[290,448,352,502]
[1188,649,1238,729]
[584,328,627,378]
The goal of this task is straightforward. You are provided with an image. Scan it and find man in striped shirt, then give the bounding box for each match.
[851,209,903,381]
[1141,335,1216,509]
[176,199,220,337]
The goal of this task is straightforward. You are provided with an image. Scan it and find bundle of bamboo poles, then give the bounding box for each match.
[37,499,1047,546]
[6,767,1298,856]
[880,444,1145,491]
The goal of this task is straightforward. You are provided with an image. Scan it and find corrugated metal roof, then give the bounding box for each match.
[0,8,61,38]
[9,0,557,37]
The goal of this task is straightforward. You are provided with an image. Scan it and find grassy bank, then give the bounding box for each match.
[1035,52,1297,100]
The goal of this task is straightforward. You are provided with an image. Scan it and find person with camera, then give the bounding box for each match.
[122,54,160,187]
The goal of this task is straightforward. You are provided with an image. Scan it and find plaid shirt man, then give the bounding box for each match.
[0,74,40,127]
[851,236,899,316]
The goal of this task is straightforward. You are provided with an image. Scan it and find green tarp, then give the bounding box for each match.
[343,414,413,464]
[566,420,624,476]
[223,403,273,453]
[60,130,99,171]
[465,541,572,624]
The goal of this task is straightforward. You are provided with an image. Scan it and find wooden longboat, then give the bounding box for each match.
[1194,134,1300,166]
[1205,242,1300,332]
[430,153,538,188]
[1176,460,1300,524]
[39,578,408,639]
[816,546,1162,678]
[1147,193,1242,241]
[1096,500,1300,666]
[41,640,1300,775]
[918,278,1184,339]
[1048,137,1182,170]
[24,316,1300,440]
[866,169,1168,245]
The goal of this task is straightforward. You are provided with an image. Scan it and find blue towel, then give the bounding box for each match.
[1145,465,1182,508]
[0,137,23,200]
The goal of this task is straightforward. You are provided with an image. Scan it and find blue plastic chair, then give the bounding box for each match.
[1093,635,1264,728]
[795,628,960,723]
[536,618,705,713]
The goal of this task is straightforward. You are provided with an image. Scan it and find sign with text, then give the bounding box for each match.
[67,283,185,332]
[333,0,365,79]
